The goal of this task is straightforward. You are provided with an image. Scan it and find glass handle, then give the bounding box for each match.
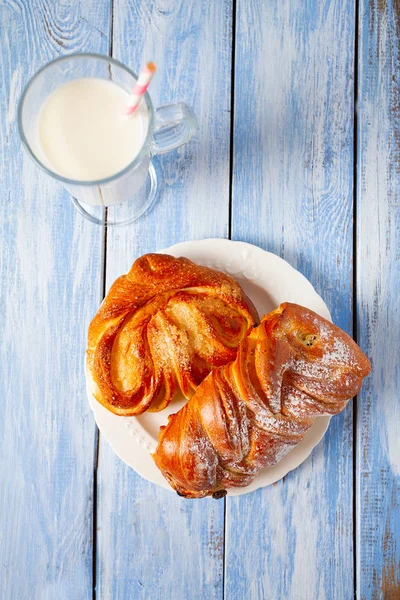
[152,102,198,155]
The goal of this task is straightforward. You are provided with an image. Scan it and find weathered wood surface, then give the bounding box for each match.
[227,1,356,598]
[96,1,232,598]
[357,1,400,598]
[1,0,399,598]
[0,1,110,598]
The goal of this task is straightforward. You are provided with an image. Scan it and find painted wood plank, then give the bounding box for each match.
[227,1,356,598]
[95,1,232,598]
[356,1,400,598]
[0,2,110,598]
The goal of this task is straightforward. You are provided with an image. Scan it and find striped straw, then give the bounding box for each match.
[122,62,156,117]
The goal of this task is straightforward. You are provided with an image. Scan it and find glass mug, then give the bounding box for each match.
[18,53,198,226]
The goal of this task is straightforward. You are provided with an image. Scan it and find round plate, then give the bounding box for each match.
[86,239,332,496]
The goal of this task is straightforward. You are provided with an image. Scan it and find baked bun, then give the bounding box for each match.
[86,253,258,416]
[154,303,371,498]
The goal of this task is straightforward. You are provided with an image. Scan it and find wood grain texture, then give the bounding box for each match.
[357,1,400,598]
[227,1,356,598]
[0,1,110,598]
[2,0,398,597]
[95,1,232,598]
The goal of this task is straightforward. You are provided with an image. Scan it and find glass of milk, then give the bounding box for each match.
[18,53,198,226]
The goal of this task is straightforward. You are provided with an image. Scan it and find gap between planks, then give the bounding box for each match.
[224,0,237,599]
[352,0,360,597]
[92,2,113,597]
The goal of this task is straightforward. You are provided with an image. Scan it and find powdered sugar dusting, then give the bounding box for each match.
[156,303,370,496]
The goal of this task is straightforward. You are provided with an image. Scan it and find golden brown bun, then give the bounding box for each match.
[154,303,371,498]
[86,253,258,416]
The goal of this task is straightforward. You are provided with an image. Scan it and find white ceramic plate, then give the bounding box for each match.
[86,239,332,496]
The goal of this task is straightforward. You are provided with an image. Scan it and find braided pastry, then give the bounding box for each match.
[154,303,371,498]
[86,254,258,416]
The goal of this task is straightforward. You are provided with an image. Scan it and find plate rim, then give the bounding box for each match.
[86,238,332,497]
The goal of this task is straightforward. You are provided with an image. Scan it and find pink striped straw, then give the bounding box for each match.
[122,62,156,116]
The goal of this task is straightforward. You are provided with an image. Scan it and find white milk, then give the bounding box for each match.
[37,78,148,196]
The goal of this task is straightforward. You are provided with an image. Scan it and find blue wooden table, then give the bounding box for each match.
[1,1,399,598]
